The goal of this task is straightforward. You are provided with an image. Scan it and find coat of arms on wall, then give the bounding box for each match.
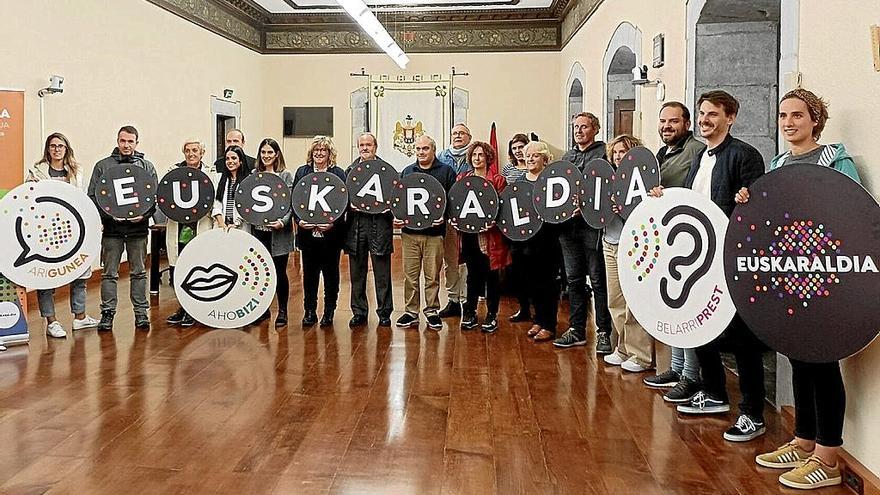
[393,115,424,157]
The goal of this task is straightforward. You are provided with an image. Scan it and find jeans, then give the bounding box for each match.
[695,314,766,420]
[671,346,700,381]
[402,233,444,316]
[101,236,148,317]
[301,247,341,313]
[37,278,87,317]
[462,251,500,317]
[791,359,845,447]
[559,224,611,337]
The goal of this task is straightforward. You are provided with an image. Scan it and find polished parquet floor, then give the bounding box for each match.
[1,245,854,494]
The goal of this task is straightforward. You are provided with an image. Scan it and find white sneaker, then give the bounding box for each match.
[72,315,100,330]
[621,358,652,373]
[46,321,67,338]
[603,352,626,366]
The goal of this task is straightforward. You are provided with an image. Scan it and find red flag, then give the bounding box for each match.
[489,122,499,177]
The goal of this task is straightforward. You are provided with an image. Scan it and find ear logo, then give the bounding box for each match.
[618,188,735,349]
[659,206,716,309]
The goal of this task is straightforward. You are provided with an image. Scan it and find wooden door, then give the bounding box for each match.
[613,99,636,137]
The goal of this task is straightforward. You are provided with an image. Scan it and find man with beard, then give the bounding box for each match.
[213,129,255,174]
[642,102,705,403]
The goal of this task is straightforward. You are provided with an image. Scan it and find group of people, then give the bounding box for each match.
[27,85,858,491]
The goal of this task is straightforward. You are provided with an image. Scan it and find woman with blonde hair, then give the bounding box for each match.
[294,136,347,327]
[26,133,99,338]
[600,135,655,373]
[515,141,561,342]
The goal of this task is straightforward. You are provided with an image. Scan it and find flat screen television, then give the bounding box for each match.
[283,107,333,137]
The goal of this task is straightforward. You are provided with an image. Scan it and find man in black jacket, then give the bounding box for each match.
[213,129,255,174]
[672,90,767,444]
[395,135,457,330]
[87,126,158,331]
[345,133,394,328]
[552,112,613,353]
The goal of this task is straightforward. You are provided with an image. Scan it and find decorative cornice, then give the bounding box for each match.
[144,0,601,53]
[265,24,558,52]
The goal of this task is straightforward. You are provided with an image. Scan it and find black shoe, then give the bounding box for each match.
[378,316,392,327]
[166,307,186,325]
[275,310,288,327]
[302,310,318,326]
[180,312,195,327]
[98,311,114,331]
[438,302,461,318]
[509,309,531,322]
[320,312,334,327]
[595,333,613,354]
[134,314,150,329]
[644,369,680,388]
[481,315,498,333]
[426,314,443,330]
[723,414,766,442]
[460,314,479,330]
[349,314,367,327]
[396,313,419,328]
[663,376,701,403]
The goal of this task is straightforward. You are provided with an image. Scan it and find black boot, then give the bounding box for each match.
[302,309,318,326]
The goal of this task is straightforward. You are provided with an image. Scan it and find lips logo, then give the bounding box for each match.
[180,264,238,302]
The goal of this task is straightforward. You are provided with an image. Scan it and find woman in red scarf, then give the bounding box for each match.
[453,140,511,332]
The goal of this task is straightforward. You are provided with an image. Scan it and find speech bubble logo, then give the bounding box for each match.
[14,196,85,268]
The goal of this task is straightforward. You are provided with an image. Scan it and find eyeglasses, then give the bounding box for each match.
[48,144,67,150]
[452,131,470,137]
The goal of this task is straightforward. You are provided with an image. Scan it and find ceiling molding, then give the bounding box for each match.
[144,0,602,53]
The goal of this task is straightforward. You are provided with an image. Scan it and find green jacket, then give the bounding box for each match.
[770,143,861,184]
[656,131,706,188]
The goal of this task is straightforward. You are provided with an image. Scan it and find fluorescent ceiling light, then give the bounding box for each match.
[337,0,410,69]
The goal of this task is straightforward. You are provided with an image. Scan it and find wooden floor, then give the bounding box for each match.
[1,247,853,494]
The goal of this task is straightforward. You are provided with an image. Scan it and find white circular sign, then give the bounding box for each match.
[0,301,21,329]
[618,188,735,348]
[0,181,102,289]
[174,228,277,328]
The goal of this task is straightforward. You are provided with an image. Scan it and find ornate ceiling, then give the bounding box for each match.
[145,0,604,53]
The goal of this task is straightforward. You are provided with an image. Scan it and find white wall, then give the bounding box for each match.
[2,0,263,178]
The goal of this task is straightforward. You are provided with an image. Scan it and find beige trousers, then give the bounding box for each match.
[603,240,655,367]
[402,232,445,316]
[443,224,467,303]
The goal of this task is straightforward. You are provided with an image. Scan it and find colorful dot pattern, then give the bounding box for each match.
[240,247,272,298]
[447,176,499,233]
[96,166,155,217]
[498,183,542,241]
[31,211,74,252]
[533,161,580,224]
[157,169,214,222]
[626,216,661,282]
[0,275,24,305]
[345,162,397,213]
[293,172,347,224]
[737,213,841,316]
[389,174,446,230]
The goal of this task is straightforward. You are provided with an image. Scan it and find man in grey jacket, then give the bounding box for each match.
[87,126,158,331]
[553,112,614,353]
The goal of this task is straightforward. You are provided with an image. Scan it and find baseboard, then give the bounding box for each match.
[780,406,880,495]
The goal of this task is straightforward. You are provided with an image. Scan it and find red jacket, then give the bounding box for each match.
[455,169,512,271]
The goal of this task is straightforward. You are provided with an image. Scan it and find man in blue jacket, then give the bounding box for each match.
[672,91,767,444]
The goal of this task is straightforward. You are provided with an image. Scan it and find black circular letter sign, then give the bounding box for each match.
[447,175,499,233]
[346,160,398,213]
[611,146,661,219]
[94,165,157,218]
[157,167,215,223]
[579,158,616,229]
[498,182,543,241]
[390,173,446,230]
[533,160,580,224]
[235,172,291,226]
[292,172,347,224]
